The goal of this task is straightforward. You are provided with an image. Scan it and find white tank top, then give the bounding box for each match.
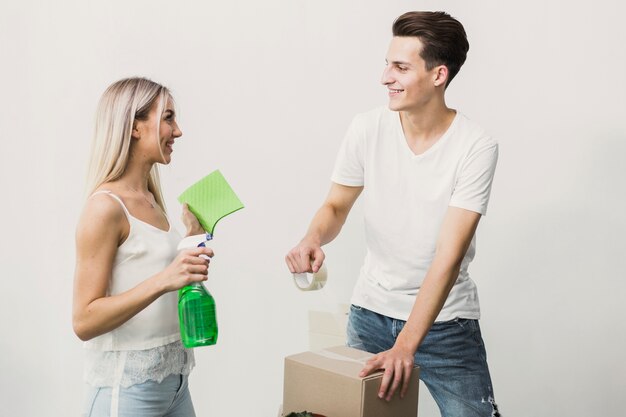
[84,190,183,351]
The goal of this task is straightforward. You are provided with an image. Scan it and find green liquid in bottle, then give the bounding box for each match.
[178,283,218,348]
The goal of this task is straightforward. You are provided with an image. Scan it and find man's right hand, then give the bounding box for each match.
[285,238,326,274]
[285,183,363,276]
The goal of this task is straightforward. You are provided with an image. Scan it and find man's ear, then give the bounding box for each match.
[433,65,449,88]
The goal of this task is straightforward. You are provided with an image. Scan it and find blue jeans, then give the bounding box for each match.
[347,305,500,417]
[83,374,196,417]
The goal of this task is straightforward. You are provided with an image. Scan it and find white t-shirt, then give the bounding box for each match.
[331,106,498,322]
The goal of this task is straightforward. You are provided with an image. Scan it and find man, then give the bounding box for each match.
[285,11,500,417]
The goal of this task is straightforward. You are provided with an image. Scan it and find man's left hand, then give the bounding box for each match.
[359,344,415,401]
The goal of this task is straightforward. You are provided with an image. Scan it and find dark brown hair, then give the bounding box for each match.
[392,11,469,87]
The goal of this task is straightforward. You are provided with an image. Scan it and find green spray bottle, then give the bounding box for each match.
[178,233,218,348]
[176,170,244,348]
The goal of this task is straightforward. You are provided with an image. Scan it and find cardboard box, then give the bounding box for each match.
[283,345,419,417]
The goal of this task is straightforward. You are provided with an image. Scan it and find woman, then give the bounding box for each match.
[73,77,211,417]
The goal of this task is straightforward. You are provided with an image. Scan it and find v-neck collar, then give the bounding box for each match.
[394,110,460,160]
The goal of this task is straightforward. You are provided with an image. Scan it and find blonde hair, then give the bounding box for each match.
[86,77,171,211]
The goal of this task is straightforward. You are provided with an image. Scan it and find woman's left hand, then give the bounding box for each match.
[181,203,205,236]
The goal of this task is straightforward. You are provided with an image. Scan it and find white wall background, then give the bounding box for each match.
[1,0,625,416]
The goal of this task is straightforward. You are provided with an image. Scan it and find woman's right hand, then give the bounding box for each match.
[181,203,205,236]
[156,246,215,293]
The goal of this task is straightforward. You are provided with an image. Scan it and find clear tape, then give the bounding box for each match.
[293,264,328,291]
[314,348,370,365]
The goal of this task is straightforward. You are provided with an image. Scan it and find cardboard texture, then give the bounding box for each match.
[283,345,419,417]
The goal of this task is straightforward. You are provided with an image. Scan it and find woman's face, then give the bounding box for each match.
[133,96,182,164]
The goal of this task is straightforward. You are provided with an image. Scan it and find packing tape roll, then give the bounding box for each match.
[293,264,328,291]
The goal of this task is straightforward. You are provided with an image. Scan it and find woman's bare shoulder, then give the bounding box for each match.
[77,187,128,243]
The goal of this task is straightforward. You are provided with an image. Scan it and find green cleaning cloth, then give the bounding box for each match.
[178,170,244,236]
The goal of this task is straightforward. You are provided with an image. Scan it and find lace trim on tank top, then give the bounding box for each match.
[84,340,195,388]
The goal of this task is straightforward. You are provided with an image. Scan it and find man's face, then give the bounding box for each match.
[381,37,440,112]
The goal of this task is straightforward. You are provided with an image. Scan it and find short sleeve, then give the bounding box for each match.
[449,137,499,215]
[331,115,366,186]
